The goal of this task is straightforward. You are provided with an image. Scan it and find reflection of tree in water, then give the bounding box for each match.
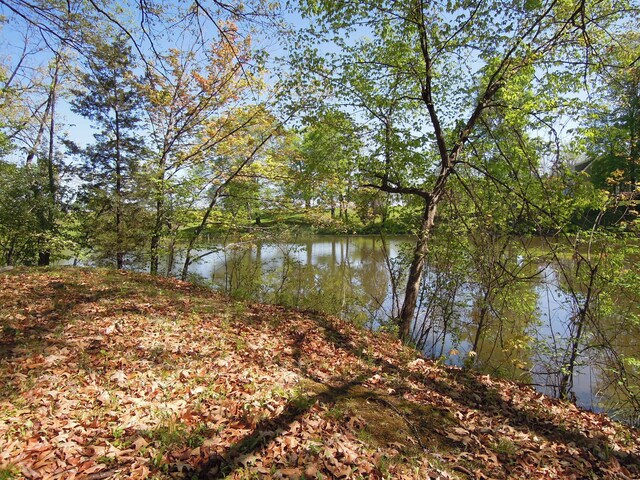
[354,238,392,327]
[291,238,391,326]
[409,227,469,358]
[465,278,537,384]
[204,235,640,421]
[463,236,539,383]
[216,242,264,300]
[541,246,640,422]
[214,237,395,327]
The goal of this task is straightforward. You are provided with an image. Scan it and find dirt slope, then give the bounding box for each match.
[0,267,638,479]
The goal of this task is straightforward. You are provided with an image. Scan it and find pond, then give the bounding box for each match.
[62,233,639,421]
[168,234,640,422]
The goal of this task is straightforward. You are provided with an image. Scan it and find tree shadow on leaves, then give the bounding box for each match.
[313,317,640,477]
[193,378,365,479]
[193,312,455,479]
[186,305,639,479]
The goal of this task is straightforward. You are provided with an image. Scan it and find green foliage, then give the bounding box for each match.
[69,34,148,268]
[0,160,71,266]
[289,0,640,343]
[287,110,362,220]
[0,466,19,480]
[143,420,209,450]
[580,33,640,193]
[0,56,22,157]
[0,161,38,265]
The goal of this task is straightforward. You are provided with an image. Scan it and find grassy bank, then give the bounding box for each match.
[0,267,638,479]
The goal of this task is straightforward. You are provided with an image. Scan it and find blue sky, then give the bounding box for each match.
[0,1,306,158]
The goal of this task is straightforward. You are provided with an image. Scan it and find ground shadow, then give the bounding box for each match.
[311,315,640,477]
[198,310,640,477]
[193,378,365,479]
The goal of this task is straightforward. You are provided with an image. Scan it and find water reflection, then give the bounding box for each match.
[172,235,638,420]
[180,237,399,328]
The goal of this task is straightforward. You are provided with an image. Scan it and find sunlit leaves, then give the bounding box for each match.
[2,267,640,478]
[288,110,362,211]
[579,32,640,193]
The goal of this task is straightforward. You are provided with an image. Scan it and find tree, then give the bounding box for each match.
[0,19,72,267]
[0,161,39,265]
[141,26,254,275]
[70,34,147,269]
[293,0,639,342]
[0,0,283,107]
[180,104,285,280]
[290,110,362,219]
[31,53,62,266]
[582,34,640,193]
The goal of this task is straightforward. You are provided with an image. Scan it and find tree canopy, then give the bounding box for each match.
[1,0,640,421]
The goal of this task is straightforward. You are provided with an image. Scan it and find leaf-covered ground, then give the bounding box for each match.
[0,268,639,479]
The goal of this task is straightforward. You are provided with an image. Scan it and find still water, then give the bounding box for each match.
[175,235,640,420]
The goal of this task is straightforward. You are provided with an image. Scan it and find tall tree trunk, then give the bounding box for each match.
[115,108,124,270]
[558,309,586,401]
[150,201,162,274]
[381,194,389,223]
[6,237,16,266]
[181,192,221,281]
[397,198,438,342]
[165,223,178,276]
[26,104,51,167]
[472,290,491,355]
[629,106,638,188]
[150,142,170,274]
[38,55,61,267]
[166,238,176,276]
[559,265,597,401]
[149,168,165,274]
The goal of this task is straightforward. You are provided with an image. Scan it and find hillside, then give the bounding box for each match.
[0,267,638,479]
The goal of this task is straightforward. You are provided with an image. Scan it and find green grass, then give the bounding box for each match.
[0,467,19,480]
[142,420,209,450]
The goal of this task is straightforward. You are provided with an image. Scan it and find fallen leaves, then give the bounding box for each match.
[0,267,639,479]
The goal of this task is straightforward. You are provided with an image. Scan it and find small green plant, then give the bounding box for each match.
[270,385,289,399]
[235,467,260,479]
[289,390,316,411]
[145,424,186,447]
[150,450,168,471]
[493,438,517,456]
[186,424,210,448]
[112,425,125,439]
[234,337,246,351]
[307,440,323,454]
[193,386,221,410]
[110,425,130,448]
[2,325,17,337]
[0,466,19,480]
[97,455,117,466]
[143,411,187,448]
[376,454,392,478]
[356,428,373,443]
[326,405,346,420]
[232,301,246,317]
[144,415,210,451]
